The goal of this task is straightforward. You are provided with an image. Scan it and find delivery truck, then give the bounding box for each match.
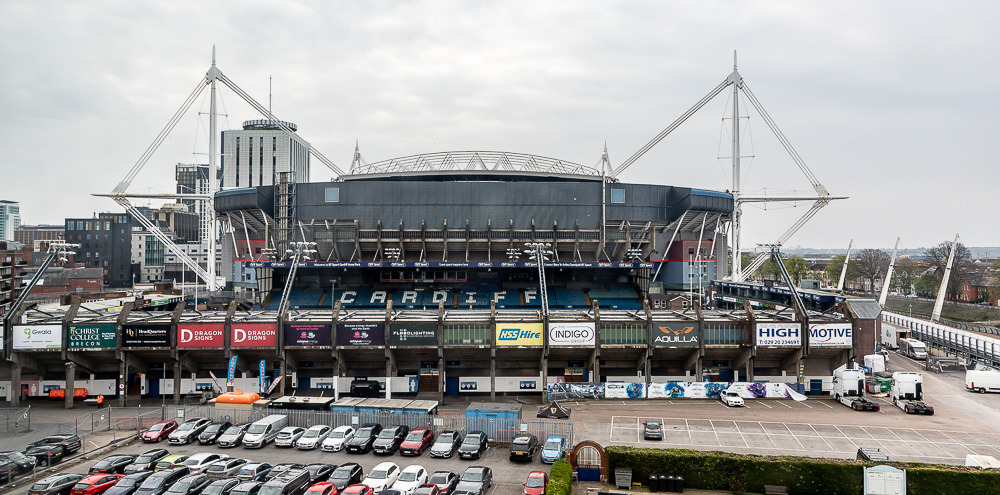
[966,370,1000,394]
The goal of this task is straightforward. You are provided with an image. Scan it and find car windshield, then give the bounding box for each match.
[369,470,387,480]
[224,426,245,435]
[376,430,395,440]
[204,425,222,433]
[177,423,195,432]
[303,429,322,438]
[117,478,139,488]
[462,472,482,482]
[646,423,660,429]
[94,460,112,468]
[207,464,225,472]
[398,472,418,482]
[462,435,481,446]
[330,431,346,439]
[247,425,267,434]
[31,482,51,490]
[141,477,168,489]
[526,477,545,488]
[135,454,157,463]
[202,483,230,495]
[543,440,561,450]
[277,431,292,438]
[332,468,353,479]
[258,487,282,495]
[73,483,90,490]
[429,474,449,483]
[165,481,193,493]
[148,424,164,431]
[405,432,424,442]
[437,432,456,442]
[355,428,373,439]
[237,468,255,477]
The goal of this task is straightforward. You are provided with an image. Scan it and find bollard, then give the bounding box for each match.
[648,474,658,492]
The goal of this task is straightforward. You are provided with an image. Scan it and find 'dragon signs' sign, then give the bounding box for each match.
[283,323,333,346]
[177,324,225,347]
[231,324,277,347]
[337,323,386,346]
[652,322,700,346]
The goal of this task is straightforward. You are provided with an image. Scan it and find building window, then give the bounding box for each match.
[325,187,340,202]
[611,188,625,204]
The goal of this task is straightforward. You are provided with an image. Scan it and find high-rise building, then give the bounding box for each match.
[15,224,65,249]
[0,240,29,316]
[220,120,309,190]
[175,163,221,243]
[64,213,138,288]
[0,200,21,241]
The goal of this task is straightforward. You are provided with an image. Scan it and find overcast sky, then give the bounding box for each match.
[2,1,997,252]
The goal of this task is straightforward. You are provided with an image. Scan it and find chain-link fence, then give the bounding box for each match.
[0,406,31,433]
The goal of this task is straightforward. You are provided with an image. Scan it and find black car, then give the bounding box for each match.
[264,463,305,481]
[457,432,488,460]
[201,479,241,495]
[135,467,192,495]
[105,472,155,495]
[0,451,37,474]
[427,471,458,495]
[91,455,138,474]
[164,474,212,495]
[304,464,336,483]
[198,422,233,445]
[30,434,82,454]
[329,463,364,491]
[345,423,382,454]
[28,473,86,495]
[508,434,538,462]
[376,491,401,495]
[429,430,461,458]
[372,426,409,455]
[23,444,66,466]
[0,459,17,484]
[124,450,170,475]
[229,482,263,495]
[453,466,491,495]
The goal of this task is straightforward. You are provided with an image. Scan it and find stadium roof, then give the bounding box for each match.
[347,151,604,180]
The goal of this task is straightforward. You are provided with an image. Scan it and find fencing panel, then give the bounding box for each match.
[0,407,31,433]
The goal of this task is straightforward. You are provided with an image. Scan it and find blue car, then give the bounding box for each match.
[539,436,566,464]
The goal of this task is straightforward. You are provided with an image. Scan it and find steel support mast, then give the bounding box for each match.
[878,237,901,307]
[932,234,960,322]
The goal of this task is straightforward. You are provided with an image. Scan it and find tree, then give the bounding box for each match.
[855,249,891,293]
[924,241,974,299]
[990,259,1000,302]
[761,258,782,281]
[785,256,809,285]
[914,273,939,297]
[893,257,918,294]
[825,255,859,288]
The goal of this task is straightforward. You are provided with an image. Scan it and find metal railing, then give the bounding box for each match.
[0,406,30,433]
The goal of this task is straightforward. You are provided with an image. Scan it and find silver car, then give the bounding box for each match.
[273,427,305,448]
[295,425,332,450]
[320,426,355,452]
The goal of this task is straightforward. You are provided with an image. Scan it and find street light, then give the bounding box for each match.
[525,242,553,317]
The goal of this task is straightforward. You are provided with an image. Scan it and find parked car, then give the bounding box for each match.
[163,474,212,495]
[456,432,487,460]
[392,466,427,495]
[217,425,251,449]
[508,434,538,462]
[71,474,123,495]
[0,459,18,483]
[199,422,233,445]
[29,474,86,495]
[412,485,439,495]
[399,428,434,456]
[124,449,170,475]
[201,479,241,495]
[295,426,332,450]
[169,418,213,445]
[426,472,458,495]
[31,434,83,454]
[539,436,566,464]
[340,486,373,495]
[329,463,364,491]
[104,472,154,495]
[91,455,137,474]
[304,483,337,495]
[372,426,409,455]
[428,431,461,459]
[143,422,179,443]
[453,466,491,495]
[361,462,399,492]
[304,464,336,484]
[320,426,355,453]
[205,458,249,479]
[23,444,67,466]
[265,463,305,481]
[184,454,230,475]
[237,463,273,482]
[229,482,263,495]
[0,451,37,474]
[643,421,663,441]
[135,469,192,495]
[522,471,547,495]
[720,391,745,407]
[272,427,305,448]
[345,424,382,454]
[258,469,310,495]
[154,456,190,472]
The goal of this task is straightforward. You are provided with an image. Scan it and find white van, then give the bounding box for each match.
[898,338,927,360]
[242,414,288,448]
[966,370,1000,394]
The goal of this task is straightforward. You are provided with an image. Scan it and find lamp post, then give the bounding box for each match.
[525,243,553,317]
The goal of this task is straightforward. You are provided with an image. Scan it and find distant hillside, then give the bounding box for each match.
[781,246,1000,259]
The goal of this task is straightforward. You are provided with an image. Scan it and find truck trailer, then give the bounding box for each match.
[833,367,880,411]
[890,372,934,414]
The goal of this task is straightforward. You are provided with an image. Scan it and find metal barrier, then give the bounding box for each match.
[0,406,31,433]
[883,312,1000,368]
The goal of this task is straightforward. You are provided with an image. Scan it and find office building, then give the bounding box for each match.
[0,200,21,241]
[64,213,138,288]
[0,240,29,316]
[220,120,309,189]
[15,224,65,250]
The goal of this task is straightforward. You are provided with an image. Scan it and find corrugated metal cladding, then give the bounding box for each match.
[290,179,733,230]
[215,186,275,216]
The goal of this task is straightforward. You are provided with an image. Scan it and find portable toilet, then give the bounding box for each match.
[465,402,522,443]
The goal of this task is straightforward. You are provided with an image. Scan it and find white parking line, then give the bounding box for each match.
[817,401,834,409]
[756,401,772,409]
[776,401,793,409]
[807,424,835,451]
[684,418,693,444]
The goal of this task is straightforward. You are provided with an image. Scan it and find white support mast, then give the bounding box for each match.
[837,239,853,293]
[207,46,220,291]
[878,237,901,307]
[730,52,743,280]
[932,234,960,322]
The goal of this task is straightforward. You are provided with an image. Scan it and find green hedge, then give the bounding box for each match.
[547,458,572,495]
[605,446,1000,495]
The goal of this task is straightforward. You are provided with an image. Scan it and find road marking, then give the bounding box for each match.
[756,401,772,409]
[684,418,692,444]
[807,424,835,450]
[776,401,793,409]
[818,401,834,409]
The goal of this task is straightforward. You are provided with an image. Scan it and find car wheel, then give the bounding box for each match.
[980,388,986,394]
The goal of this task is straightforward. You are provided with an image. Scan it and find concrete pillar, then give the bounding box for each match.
[489,348,496,401]
[173,361,182,405]
[540,356,548,405]
[278,359,287,397]
[437,354,445,405]
[65,362,76,409]
[119,356,128,407]
[11,357,22,407]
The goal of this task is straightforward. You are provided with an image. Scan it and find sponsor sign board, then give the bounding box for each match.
[231,324,277,347]
[337,323,386,346]
[808,323,853,347]
[246,261,655,269]
[389,323,438,346]
[495,323,543,346]
[652,322,700,346]
[605,382,647,399]
[13,325,62,350]
[547,322,596,347]
[647,382,728,399]
[68,324,117,349]
[122,325,169,347]
[283,323,333,346]
[756,323,802,346]
[177,323,224,347]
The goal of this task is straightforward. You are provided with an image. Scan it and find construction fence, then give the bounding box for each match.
[0,406,31,433]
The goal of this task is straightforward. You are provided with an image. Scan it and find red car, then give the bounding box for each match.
[142,420,179,443]
[72,474,123,495]
[522,471,548,495]
[399,427,435,456]
[306,482,338,495]
[341,485,373,495]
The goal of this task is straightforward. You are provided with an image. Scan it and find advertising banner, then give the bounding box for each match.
[547,383,605,400]
[725,382,807,401]
[652,322,700,346]
[122,325,169,347]
[231,324,277,347]
[604,382,647,399]
[647,382,728,399]
[259,360,266,394]
[12,325,62,350]
[68,324,117,349]
[226,356,238,387]
[495,323,544,346]
[177,323,224,347]
[283,323,332,346]
[337,323,386,346]
[808,323,853,347]
[547,322,596,347]
[756,323,802,346]
[390,323,438,346]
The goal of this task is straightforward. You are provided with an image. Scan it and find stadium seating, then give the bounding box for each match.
[589,286,642,310]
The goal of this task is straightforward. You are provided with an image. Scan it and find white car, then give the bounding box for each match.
[393,465,427,495]
[320,425,355,452]
[182,452,230,473]
[720,390,745,407]
[295,425,332,450]
[274,426,306,448]
[362,461,400,492]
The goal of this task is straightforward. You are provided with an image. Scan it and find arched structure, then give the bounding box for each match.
[569,440,608,482]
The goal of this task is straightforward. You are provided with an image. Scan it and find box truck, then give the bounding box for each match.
[966,370,1000,394]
